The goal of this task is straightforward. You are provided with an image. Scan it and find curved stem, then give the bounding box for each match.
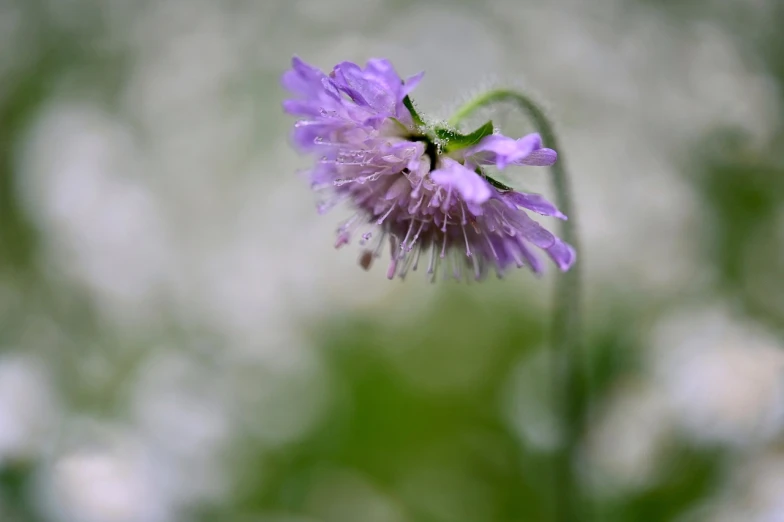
[450,90,583,522]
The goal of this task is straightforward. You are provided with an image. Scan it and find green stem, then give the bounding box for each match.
[450,90,583,522]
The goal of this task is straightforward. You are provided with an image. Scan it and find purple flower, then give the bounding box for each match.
[282,57,575,281]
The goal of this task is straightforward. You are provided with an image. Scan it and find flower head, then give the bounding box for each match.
[282,57,576,281]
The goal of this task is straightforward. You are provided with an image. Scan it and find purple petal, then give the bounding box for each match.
[329,62,369,104]
[365,58,403,90]
[430,158,491,205]
[281,57,326,97]
[331,61,396,115]
[365,59,422,101]
[401,71,424,96]
[308,162,337,186]
[320,77,342,101]
[467,132,558,169]
[504,191,567,219]
[290,120,339,150]
[282,99,321,117]
[517,240,545,274]
[507,211,556,249]
[546,238,576,271]
[518,148,557,166]
[467,134,539,169]
[292,56,320,77]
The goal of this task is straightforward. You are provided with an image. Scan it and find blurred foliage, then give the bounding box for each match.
[229,292,551,522]
[693,129,784,331]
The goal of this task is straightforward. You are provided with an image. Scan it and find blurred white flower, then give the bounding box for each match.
[131,351,230,505]
[398,460,495,522]
[584,379,674,495]
[502,348,562,452]
[227,343,333,448]
[42,434,171,522]
[18,103,172,330]
[304,468,406,522]
[650,304,784,447]
[707,452,784,522]
[0,354,55,464]
[746,455,784,522]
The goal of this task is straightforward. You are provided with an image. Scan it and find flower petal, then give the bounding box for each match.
[331,61,397,115]
[429,158,491,205]
[467,133,538,169]
[503,191,567,219]
[518,148,557,166]
[281,57,326,97]
[467,132,557,169]
[365,58,403,90]
[402,71,425,96]
[516,240,545,275]
[505,210,556,249]
[282,99,321,117]
[545,238,576,271]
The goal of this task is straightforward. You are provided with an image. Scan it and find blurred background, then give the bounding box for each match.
[1,0,784,521]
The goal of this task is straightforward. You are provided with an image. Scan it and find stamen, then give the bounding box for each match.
[441,253,451,282]
[377,204,396,225]
[317,199,341,214]
[334,232,350,248]
[336,150,368,161]
[452,251,462,281]
[505,241,525,268]
[388,234,399,258]
[411,175,426,199]
[409,193,425,214]
[386,235,399,279]
[461,221,472,257]
[412,244,422,271]
[359,231,373,246]
[440,186,453,212]
[337,214,359,232]
[400,219,416,257]
[440,229,448,259]
[311,181,333,191]
[429,188,442,207]
[333,173,384,186]
[386,259,397,279]
[428,248,439,284]
[399,249,417,279]
[427,244,437,274]
[484,233,499,260]
[408,220,427,251]
[471,249,482,280]
[372,230,388,258]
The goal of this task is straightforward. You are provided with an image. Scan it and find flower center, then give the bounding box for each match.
[407,133,440,172]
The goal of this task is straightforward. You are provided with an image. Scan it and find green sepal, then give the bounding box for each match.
[435,120,494,152]
[402,96,425,127]
[388,117,413,135]
[476,167,513,192]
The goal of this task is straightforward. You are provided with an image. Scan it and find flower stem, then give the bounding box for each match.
[450,90,583,522]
